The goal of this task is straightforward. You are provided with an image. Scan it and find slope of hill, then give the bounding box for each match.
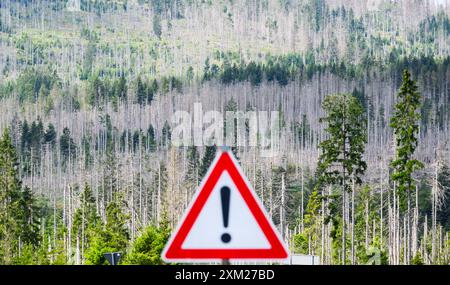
[0,0,449,265]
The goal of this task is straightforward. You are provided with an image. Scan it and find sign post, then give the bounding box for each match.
[104,252,122,265]
[162,150,289,263]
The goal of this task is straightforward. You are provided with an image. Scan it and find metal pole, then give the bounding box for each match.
[220,145,230,152]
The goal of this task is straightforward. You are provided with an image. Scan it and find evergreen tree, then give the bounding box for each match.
[437,164,450,230]
[123,221,170,265]
[147,79,157,104]
[161,121,171,148]
[150,79,158,96]
[0,129,39,264]
[246,61,262,86]
[0,128,23,264]
[44,123,57,148]
[85,193,129,265]
[82,135,93,168]
[390,70,424,264]
[147,124,157,152]
[185,146,200,196]
[60,127,76,160]
[317,93,367,264]
[301,187,322,255]
[87,73,104,107]
[16,186,40,246]
[103,114,114,152]
[20,120,30,155]
[114,75,127,100]
[29,119,44,151]
[199,145,217,178]
[119,130,130,152]
[72,183,100,264]
[136,76,147,106]
[20,120,31,173]
[12,186,40,265]
[132,129,142,152]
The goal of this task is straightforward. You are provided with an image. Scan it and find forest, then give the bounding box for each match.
[0,0,449,265]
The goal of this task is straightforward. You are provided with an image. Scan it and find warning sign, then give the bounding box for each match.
[162,150,289,262]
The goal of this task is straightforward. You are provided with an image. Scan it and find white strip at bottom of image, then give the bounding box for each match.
[185,254,321,265]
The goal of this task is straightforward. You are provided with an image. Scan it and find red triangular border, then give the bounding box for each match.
[163,151,288,260]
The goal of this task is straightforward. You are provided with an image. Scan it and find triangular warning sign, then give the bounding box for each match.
[162,150,289,262]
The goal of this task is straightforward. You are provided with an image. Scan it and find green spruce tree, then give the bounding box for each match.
[0,128,39,264]
[146,124,157,152]
[123,220,170,265]
[317,93,367,264]
[185,146,200,195]
[136,76,147,106]
[199,145,217,178]
[72,183,100,264]
[85,192,129,265]
[390,70,424,264]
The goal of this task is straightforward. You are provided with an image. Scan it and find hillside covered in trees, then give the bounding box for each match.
[0,0,449,265]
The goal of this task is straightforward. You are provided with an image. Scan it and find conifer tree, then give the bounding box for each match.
[147,124,157,152]
[390,70,424,264]
[60,127,76,160]
[0,128,23,264]
[437,164,450,230]
[302,187,322,255]
[161,121,171,148]
[44,123,57,148]
[317,93,367,264]
[85,192,129,265]
[114,75,127,101]
[185,146,200,196]
[199,145,217,178]
[16,186,39,247]
[20,120,31,173]
[136,76,147,106]
[0,129,39,264]
[72,183,100,264]
[104,193,129,252]
[20,120,30,155]
[123,220,170,265]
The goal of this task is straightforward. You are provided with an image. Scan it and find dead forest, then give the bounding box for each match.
[0,0,449,265]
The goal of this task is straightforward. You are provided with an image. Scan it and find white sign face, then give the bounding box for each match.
[162,150,289,262]
[182,171,271,249]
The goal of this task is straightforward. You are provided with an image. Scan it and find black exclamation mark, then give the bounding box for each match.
[220,186,231,243]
